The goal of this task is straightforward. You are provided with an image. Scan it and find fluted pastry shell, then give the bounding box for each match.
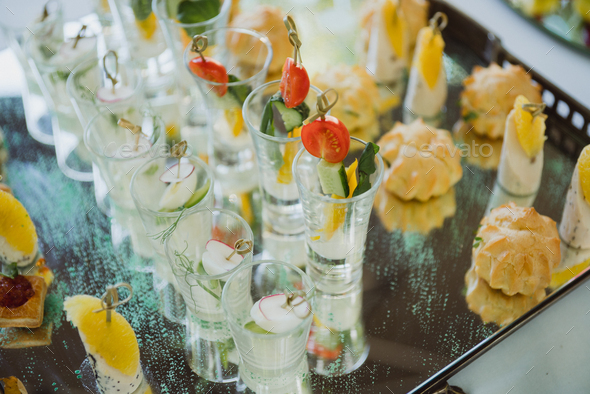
[377,119,463,201]
[473,202,560,296]
[229,6,291,75]
[465,266,545,327]
[460,63,542,139]
[374,185,456,234]
[312,64,380,133]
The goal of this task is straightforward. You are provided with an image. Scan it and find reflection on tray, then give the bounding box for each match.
[374,185,456,234]
[453,120,503,170]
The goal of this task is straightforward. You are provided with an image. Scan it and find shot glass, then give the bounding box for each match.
[222,260,315,394]
[293,137,384,287]
[184,27,273,195]
[307,279,369,376]
[130,150,214,322]
[244,81,324,237]
[67,53,144,128]
[26,23,99,181]
[0,1,63,145]
[84,107,165,257]
[164,208,254,382]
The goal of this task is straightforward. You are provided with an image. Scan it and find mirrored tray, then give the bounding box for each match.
[503,0,590,55]
[1,1,590,393]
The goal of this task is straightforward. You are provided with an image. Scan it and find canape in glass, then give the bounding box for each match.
[0,0,63,145]
[184,27,273,196]
[130,147,214,322]
[293,137,384,287]
[85,107,165,258]
[164,208,253,382]
[26,22,99,181]
[222,260,315,394]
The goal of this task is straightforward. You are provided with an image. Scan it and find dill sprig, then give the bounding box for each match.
[149,208,187,245]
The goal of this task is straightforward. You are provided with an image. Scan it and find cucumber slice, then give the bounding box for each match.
[273,101,303,133]
[244,321,274,334]
[317,159,349,198]
[184,179,210,209]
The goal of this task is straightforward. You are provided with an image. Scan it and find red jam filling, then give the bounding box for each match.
[0,275,35,308]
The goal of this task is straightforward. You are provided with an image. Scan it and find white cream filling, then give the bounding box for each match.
[85,346,143,394]
[365,11,407,84]
[404,64,447,118]
[0,237,38,267]
[496,110,543,196]
[559,166,590,249]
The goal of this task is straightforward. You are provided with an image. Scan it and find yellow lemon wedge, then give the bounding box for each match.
[239,193,254,225]
[513,95,546,158]
[0,377,27,394]
[578,145,590,203]
[417,27,445,90]
[277,127,302,184]
[136,12,157,40]
[321,160,359,240]
[225,108,244,137]
[0,191,38,258]
[383,0,406,58]
[64,295,140,377]
[550,258,590,289]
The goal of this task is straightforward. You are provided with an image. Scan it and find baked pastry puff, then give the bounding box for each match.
[229,6,291,78]
[460,63,542,139]
[377,119,462,201]
[473,202,560,296]
[373,185,456,234]
[312,64,380,138]
[465,266,545,327]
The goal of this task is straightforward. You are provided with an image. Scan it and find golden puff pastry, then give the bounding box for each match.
[229,6,291,76]
[312,64,381,135]
[465,266,545,327]
[377,119,463,201]
[460,63,542,139]
[374,185,456,234]
[473,202,560,296]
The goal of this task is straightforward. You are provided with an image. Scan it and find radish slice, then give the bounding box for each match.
[250,293,310,334]
[50,36,97,66]
[159,163,195,184]
[158,169,197,210]
[201,239,243,276]
[96,85,134,103]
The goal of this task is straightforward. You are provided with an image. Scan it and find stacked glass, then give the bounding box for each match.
[26,22,99,181]
[0,1,63,145]
[164,208,253,382]
[293,137,384,287]
[222,260,315,393]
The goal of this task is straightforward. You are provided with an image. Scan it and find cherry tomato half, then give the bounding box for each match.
[280,57,310,108]
[188,56,228,97]
[301,115,350,163]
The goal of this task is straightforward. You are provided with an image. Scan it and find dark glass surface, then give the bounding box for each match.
[0,15,579,394]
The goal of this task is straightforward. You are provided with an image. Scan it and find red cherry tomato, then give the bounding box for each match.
[301,115,350,163]
[188,56,228,97]
[280,57,310,108]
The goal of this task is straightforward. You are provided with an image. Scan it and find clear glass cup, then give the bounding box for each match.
[108,0,172,91]
[0,1,64,145]
[307,279,369,376]
[293,137,385,288]
[67,55,144,128]
[130,150,214,322]
[222,260,315,394]
[244,81,323,237]
[184,27,273,197]
[163,208,253,382]
[26,23,99,181]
